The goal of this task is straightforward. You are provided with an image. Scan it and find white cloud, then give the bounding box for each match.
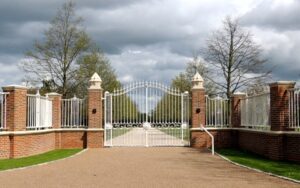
[0,0,299,87]
[0,55,23,86]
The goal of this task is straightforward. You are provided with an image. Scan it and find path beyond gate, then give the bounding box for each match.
[104,81,190,147]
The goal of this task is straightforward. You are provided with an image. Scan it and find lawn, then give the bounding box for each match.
[218,148,300,181]
[112,128,132,138]
[105,128,133,141]
[158,127,190,141]
[0,149,82,171]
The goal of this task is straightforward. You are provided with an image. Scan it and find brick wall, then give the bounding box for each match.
[190,129,234,149]
[285,134,300,163]
[59,131,87,149]
[0,129,103,159]
[190,128,300,163]
[237,130,300,162]
[87,131,103,148]
[0,135,10,159]
[12,132,56,158]
[237,130,285,160]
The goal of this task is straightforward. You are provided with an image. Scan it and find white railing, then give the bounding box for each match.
[27,92,53,129]
[205,95,230,127]
[240,93,270,129]
[289,88,300,129]
[61,96,88,128]
[200,125,214,155]
[0,92,9,130]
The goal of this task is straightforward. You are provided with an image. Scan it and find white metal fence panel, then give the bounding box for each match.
[27,92,52,129]
[240,93,270,129]
[0,92,9,130]
[205,96,230,127]
[61,97,88,128]
[289,88,300,129]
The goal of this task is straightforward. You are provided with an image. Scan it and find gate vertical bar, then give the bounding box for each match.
[181,92,184,142]
[145,82,148,147]
[104,92,107,146]
[146,83,148,123]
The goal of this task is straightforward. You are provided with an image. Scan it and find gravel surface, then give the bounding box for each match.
[0,147,298,188]
[107,128,188,146]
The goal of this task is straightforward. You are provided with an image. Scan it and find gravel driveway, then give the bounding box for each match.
[0,147,298,188]
[107,128,189,146]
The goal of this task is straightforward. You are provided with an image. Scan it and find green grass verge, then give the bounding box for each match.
[218,148,300,181]
[112,128,132,138]
[105,128,133,141]
[0,149,82,171]
[159,128,190,141]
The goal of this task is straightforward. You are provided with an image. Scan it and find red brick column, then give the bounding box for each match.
[87,73,104,148]
[88,89,103,129]
[2,85,28,131]
[270,81,296,131]
[191,72,206,128]
[191,88,206,128]
[47,93,62,129]
[231,92,246,128]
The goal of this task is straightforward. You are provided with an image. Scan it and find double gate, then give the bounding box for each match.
[104,81,190,147]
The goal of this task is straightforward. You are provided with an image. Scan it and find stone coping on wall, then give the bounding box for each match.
[0,128,104,136]
[190,127,300,135]
[269,81,296,86]
[190,127,232,131]
[1,127,298,136]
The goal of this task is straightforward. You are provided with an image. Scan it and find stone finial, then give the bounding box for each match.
[192,72,204,89]
[89,72,102,89]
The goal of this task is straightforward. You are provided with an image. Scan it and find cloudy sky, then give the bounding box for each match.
[0,0,299,86]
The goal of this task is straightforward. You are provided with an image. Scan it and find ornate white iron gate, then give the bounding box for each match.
[104,81,190,147]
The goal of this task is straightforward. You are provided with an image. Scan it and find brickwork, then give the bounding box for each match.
[190,128,300,163]
[269,81,295,131]
[190,129,234,149]
[0,135,10,159]
[87,131,103,148]
[237,130,284,160]
[87,79,104,148]
[237,130,300,162]
[88,89,103,129]
[48,93,62,129]
[12,132,56,158]
[191,89,206,128]
[231,93,246,128]
[0,129,104,159]
[285,134,300,163]
[60,131,87,149]
[2,86,27,131]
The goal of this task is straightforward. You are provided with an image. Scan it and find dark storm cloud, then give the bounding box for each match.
[0,0,144,23]
[0,0,299,86]
[0,0,147,54]
[242,0,300,31]
[260,43,300,81]
[241,0,300,81]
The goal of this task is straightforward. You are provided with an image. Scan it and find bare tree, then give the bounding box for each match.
[21,1,90,97]
[203,16,271,98]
